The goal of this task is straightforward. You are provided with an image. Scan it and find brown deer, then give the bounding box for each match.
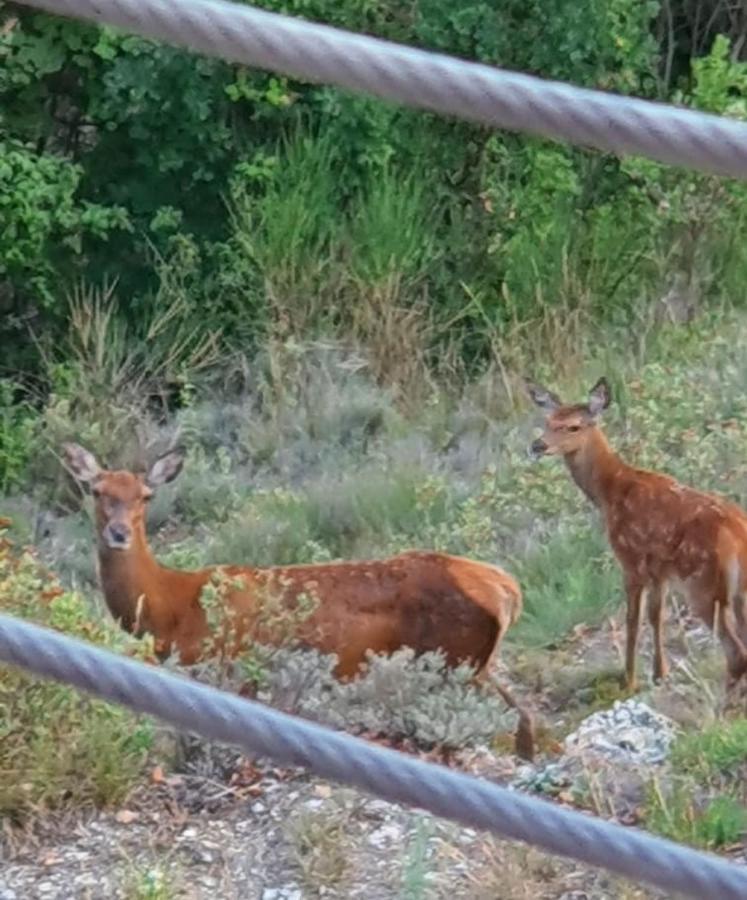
[63,442,534,758]
[527,377,747,693]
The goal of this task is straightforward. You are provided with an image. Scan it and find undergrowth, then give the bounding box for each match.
[5,302,747,826]
[0,525,156,821]
[644,717,747,849]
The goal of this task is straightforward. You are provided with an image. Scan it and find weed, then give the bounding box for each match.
[669,717,747,778]
[286,804,351,892]
[457,839,562,900]
[644,716,747,849]
[0,380,37,492]
[401,817,434,900]
[230,132,338,337]
[645,779,747,849]
[121,863,179,900]
[0,526,154,821]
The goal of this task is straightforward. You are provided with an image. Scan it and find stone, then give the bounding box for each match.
[368,823,404,849]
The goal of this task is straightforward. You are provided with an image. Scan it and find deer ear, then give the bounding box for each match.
[525,380,562,412]
[145,447,185,488]
[588,377,612,417]
[63,443,101,484]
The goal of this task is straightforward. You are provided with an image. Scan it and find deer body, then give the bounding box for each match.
[99,542,518,680]
[65,445,521,682]
[528,379,747,691]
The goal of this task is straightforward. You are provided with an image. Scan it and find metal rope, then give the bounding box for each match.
[1,613,746,898]
[12,0,747,179]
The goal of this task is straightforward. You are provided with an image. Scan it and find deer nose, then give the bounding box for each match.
[105,523,131,548]
[530,438,548,459]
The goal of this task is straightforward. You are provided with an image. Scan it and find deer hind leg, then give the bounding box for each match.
[735,592,747,650]
[648,581,669,683]
[624,576,645,692]
[473,623,535,762]
[707,576,747,691]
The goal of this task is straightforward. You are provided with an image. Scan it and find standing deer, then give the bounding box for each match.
[527,377,747,693]
[63,442,534,758]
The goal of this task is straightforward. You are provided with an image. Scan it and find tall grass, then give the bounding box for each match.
[229,132,339,334]
[510,526,619,648]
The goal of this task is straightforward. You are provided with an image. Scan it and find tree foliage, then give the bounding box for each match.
[1,0,747,373]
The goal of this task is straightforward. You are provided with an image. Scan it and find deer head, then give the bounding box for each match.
[526,377,612,459]
[63,443,185,551]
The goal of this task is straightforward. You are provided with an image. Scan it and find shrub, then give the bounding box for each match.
[0,524,154,820]
[260,647,518,750]
[0,379,37,492]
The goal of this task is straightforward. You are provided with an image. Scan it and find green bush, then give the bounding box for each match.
[3,1,747,377]
[0,380,37,492]
[0,525,154,820]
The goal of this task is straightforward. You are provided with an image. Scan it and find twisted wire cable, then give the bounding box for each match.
[1,614,746,898]
[11,0,747,178]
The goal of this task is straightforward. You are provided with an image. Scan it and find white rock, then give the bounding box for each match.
[262,887,302,900]
[563,699,677,766]
[368,823,404,848]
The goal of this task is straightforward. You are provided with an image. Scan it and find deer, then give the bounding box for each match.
[526,377,747,694]
[62,442,535,758]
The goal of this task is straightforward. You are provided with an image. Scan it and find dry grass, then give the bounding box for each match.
[286,803,353,893]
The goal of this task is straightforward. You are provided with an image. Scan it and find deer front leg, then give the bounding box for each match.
[648,581,669,683]
[624,576,645,692]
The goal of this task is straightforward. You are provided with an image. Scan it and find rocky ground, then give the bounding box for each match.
[1,613,744,900]
[0,759,668,900]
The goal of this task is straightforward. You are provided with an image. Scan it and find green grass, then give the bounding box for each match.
[25,310,747,658]
[670,718,747,778]
[122,864,179,900]
[10,304,747,826]
[646,781,747,850]
[644,717,747,849]
[510,526,619,647]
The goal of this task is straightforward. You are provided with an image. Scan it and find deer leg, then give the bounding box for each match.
[477,621,506,683]
[624,577,645,692]
[473,624,535,762]
[648,581,669,683]
[492,681,536,762]
[735,592,747,649]
[714,592,747,691]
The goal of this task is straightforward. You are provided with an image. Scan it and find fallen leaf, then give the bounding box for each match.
[151,765,165,784]
[314,784,332,799]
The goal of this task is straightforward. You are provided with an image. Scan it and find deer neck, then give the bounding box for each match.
[97,527,160,634]
[563,427,626,511]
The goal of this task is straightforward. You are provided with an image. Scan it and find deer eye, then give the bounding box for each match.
[567,425,581,433]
